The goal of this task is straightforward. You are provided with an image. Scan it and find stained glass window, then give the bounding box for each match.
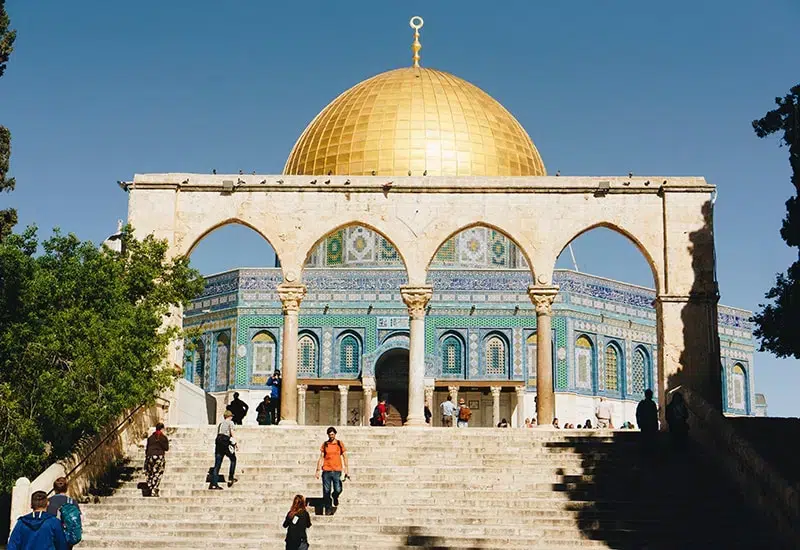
[215,333,230,390]
[485,336,506,376]
[441,335,463,375]
[252,332,276,375]
[631,347,647,396]
[526,333,537,383]
[297,334,317,376]
[340,335,360,374]
[605,344,619,392]
[731,364,746,409]
[575,335,593,389]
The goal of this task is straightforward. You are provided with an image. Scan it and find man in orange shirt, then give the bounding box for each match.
[315,427,349,515]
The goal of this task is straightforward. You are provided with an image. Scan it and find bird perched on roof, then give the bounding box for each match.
[382,181,393,192]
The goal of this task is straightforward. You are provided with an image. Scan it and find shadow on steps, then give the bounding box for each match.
[552,432,786,550]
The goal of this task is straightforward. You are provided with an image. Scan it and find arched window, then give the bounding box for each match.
[252,331,276,376]
[575,335,593,389]
[297,334,318,376]
[441,335,464,376]
[604,344,619,392]
[526,333,537,383]
[339,335,360,374]
[731,364,746,410]
[630,347,648,397]
[485,335,507,376]
[215,333,230,390]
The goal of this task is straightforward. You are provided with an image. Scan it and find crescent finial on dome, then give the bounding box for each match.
[410,16,424,68]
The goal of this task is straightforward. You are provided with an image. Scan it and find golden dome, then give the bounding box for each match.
[284,67,546,177]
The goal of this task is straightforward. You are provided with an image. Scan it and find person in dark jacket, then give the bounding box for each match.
[226,392,249,425]
[666,391,690,450]
[8,490,68,550]
[636,389,659,453]
[144,422,169,497]
[256,395,272,425]
[46,477,78,518]
[267,371,281,424]
[283,494,312,550]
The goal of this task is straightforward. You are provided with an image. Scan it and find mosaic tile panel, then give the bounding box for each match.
[553,316,568,390]
[512,328,523,376]
[630,347,647,396]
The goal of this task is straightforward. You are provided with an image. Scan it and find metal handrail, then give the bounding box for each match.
[45,396,167,496]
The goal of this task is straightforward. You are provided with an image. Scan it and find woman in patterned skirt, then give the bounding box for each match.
[144,422,169,497]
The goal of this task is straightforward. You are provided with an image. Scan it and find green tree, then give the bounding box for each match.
[752,84,800,358]
[0,0,16,240]
[0,226,203,490]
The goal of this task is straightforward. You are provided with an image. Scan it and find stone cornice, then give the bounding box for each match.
[128,174,713,194]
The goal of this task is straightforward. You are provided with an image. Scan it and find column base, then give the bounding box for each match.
[404,415,427,427]
[278,420,298,426]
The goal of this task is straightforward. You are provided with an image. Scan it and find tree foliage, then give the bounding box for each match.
[752,84,800,358]
[0,0,17,240]
[0,227,203,490]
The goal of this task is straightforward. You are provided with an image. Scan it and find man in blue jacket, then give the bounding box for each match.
[267,370,281,424]
[8,490,68,550]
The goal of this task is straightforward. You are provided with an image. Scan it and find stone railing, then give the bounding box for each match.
[9,397,170,532]
[680,387,799,546]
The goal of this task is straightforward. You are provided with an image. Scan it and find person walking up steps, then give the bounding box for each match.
[46,477,82,549]
[143,422,169,497]
[209,410,238,490]
[440,395,457,427]
[456,398,472,428]
[315,427,349,515]
[283,494,312,550]
[7,490,68,550]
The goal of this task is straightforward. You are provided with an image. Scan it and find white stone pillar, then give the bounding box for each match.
[362,378,375,426]
[528,285,558,426]
[448,386,460,407]
[490,386,501,427]
[515,386,526,428]
[297,384,308,425]
[400,285,433,426]
[277,283,307,425]
[338,385,349,426]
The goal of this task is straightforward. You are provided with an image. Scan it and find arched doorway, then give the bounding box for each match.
[375,348,410,423]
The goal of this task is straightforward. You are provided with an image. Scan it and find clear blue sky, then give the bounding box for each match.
[2,1,798,416]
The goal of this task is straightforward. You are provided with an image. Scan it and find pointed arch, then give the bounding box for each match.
[575,334,594,390]
[603,341,622,393]
[554,222,661,292]
[424,221,535,281]
[630,345,650,397]
[183,218,280,264]
[300,221,410,280]
[440,332,465,377]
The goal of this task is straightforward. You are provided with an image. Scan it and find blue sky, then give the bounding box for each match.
[2,1,798,416]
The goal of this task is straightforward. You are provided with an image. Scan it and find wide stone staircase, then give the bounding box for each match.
[78,426,781,549]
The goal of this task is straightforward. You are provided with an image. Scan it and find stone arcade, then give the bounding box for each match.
[122,17,762,428]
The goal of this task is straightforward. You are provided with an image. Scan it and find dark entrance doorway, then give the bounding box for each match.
[375,348,409,423]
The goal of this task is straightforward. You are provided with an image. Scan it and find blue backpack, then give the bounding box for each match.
[59,497,83,545]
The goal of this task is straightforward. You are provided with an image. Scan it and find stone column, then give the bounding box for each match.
[490,386,501,427]
[277,283,307,425]
[362,377,376,426]
[655,291,722,426]
[528,285,559,426]
[424,382,435,426]
[400,285,433,426]
[338,385,349,426]
[515,386,526,428]
[297,385,308,425]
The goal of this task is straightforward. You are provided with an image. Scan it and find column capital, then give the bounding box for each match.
[424,385,434,402]
[514,386,526,396]
[297,384,308,396]
[337,384,349,395]
[527,284,559,316]
[490,386,502,397]
[400,285,433,319]
[277,283,307,314]
[362,377,376,392]
[447,385,460,395]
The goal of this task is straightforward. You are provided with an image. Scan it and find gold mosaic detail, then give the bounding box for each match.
[284,67,546,177]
